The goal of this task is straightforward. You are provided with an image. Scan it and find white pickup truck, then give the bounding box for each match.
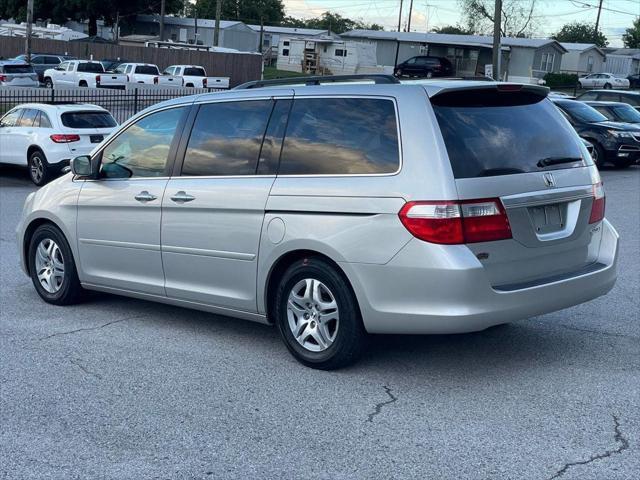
[43,60,127,89]
[163,65,229,89]
[113,63,181,86]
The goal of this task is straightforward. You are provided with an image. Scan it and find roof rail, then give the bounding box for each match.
[235,74,401,90]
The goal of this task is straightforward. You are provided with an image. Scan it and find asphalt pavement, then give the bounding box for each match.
[1,164,639,480]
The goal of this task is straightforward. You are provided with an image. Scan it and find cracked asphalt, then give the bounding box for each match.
[1,165,639,480]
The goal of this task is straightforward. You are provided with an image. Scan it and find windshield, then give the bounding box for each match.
[184,67,205,76]
[432,91,587,178]
[558,101,608,123]
[612,104,640,122]
[3,64,34,73]
[61,111,117,128]
[135,65,159,75]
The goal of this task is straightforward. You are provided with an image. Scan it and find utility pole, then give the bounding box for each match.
[194,0,198,45]
[159,0,166,41]
[406,0,414,32]
[214,0,222,47]
[259,16,264,54]
[492,0,502,80]
[594,0,603,41]
[25,0,34,62]
[393,0,404,68]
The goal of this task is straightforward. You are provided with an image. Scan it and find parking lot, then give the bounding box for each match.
[0,165,638,479]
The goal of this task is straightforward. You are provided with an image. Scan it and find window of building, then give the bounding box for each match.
[282,49,289,56]
[182,100,273,176]
[100,107,186,179]
[335,49,347,57]
[540,52,555,72]
[278,98,400,175]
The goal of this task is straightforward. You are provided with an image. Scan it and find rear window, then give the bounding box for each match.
[135,65,159,75]
[61,111,117,128]
[77,62,104,73]
[3,64,34,73]
[184,67,205,76]
[278,97,400,175]
[432,90,587,178]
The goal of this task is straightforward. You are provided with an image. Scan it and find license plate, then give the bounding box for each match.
[90,135,103,143]
[530,203,563,233]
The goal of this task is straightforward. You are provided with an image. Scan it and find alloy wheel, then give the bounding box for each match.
[34,238,65,293]
[30,155,44,184]
[286,278,339,352]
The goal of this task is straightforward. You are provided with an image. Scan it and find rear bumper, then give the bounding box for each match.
[343,219,618,334]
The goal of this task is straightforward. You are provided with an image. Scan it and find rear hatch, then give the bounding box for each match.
[1,64,38,85]
[60,110,118,154]
[430,85,602,288]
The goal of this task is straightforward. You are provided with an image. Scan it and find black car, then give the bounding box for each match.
[552,98,640,168]
[577,90,640,112]
[628,74,640,88]
[583,101,640,124]
[394,56,453,78]
[12,53,76,82]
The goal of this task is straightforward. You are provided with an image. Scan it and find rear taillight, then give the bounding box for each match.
[0,75,6,81]
[399,198,512,244]
[589,182,605,224]
[96,74,101,84]
[50,134,80,143]
[153,76,158,84]
[203,78,207,88]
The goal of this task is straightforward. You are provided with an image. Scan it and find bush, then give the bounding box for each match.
[544,73,579,87]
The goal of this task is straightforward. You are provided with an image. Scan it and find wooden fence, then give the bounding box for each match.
[0,36,262,87]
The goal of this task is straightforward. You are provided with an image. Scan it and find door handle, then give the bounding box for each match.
[134,191,157,202]
[170,191,196,203]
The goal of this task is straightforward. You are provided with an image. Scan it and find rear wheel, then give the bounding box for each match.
[603,82,612,89]
[395,69,403,78]
[426,71,434,79]
[274,257,366,370]
[28,224,83,305]
[79,81,88,87]
[44,77,53,88]
[28,149,50,186]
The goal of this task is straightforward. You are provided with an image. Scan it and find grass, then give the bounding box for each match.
[262,66,306,80]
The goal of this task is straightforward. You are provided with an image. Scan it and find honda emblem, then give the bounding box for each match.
[543,172,556,188]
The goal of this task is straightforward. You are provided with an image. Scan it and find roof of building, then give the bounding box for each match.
[136,15,244,30]
[606,48,640,59]
[341,30,567,52]
[560,42,605,55]
[247,25,328,36]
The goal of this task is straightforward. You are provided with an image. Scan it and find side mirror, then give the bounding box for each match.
[71,155,93,177]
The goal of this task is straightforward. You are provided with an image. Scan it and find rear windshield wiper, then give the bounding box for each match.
[537,157,582,168]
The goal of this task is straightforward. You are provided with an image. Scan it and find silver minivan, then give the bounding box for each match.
[17,77,619,369]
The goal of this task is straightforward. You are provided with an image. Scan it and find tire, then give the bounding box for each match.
[426,71,434,79]
[28,224,83,306]
[44,77,53,89]
[79,81,88,87]
[577,81,583,89]
[28,149,50,186]
[186,83,194,88]
[395,69,403,78]
[604,83,612,89]
[591,142,606,169]
[273,256,366,370]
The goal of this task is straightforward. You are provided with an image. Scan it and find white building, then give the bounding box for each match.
[248,25,329,54]
[0,22,87,41]
[603,49,640,77]
[276,37,381,75]
[559,43,605,74]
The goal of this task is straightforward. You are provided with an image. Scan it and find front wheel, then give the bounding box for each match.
[44,77,53,89]
[28,224,84,305]
[395,69,403,78]
[274,257,366,370]
[591,142,606,169]
[426,71,434,78]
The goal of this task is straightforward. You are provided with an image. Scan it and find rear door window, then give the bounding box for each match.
[432,90,586,178]
[182,100,274,176]
[278,97,400,175]
[61,111,117,128]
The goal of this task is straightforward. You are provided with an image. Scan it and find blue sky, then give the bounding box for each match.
[283,0,639,47]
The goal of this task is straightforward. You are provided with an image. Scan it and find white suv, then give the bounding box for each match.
[0,104,118,185]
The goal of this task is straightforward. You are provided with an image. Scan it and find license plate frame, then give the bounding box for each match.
[529,203,564,233]
[90,135,104,144]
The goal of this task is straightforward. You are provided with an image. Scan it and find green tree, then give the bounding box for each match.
[431,25,472,35]
[199,0,285,25]
[552,21,608,48]
[622,17,640,48]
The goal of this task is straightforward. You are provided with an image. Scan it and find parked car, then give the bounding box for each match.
[162,65,230,88]
[0,104,117,185]
[394,56,453,78]
[577,90,640,112]
[627,74,640,88]
[583,101,640,124]
[43,60,128,89]
[552,98,640,168]
[16,78,619,369]
[13,53,76,82]
[114,63,181,86]
[548,91,576,99]
[0,61,39,87]
[578,73,630,90]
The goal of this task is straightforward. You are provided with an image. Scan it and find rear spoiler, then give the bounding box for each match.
[427,82,549,100]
